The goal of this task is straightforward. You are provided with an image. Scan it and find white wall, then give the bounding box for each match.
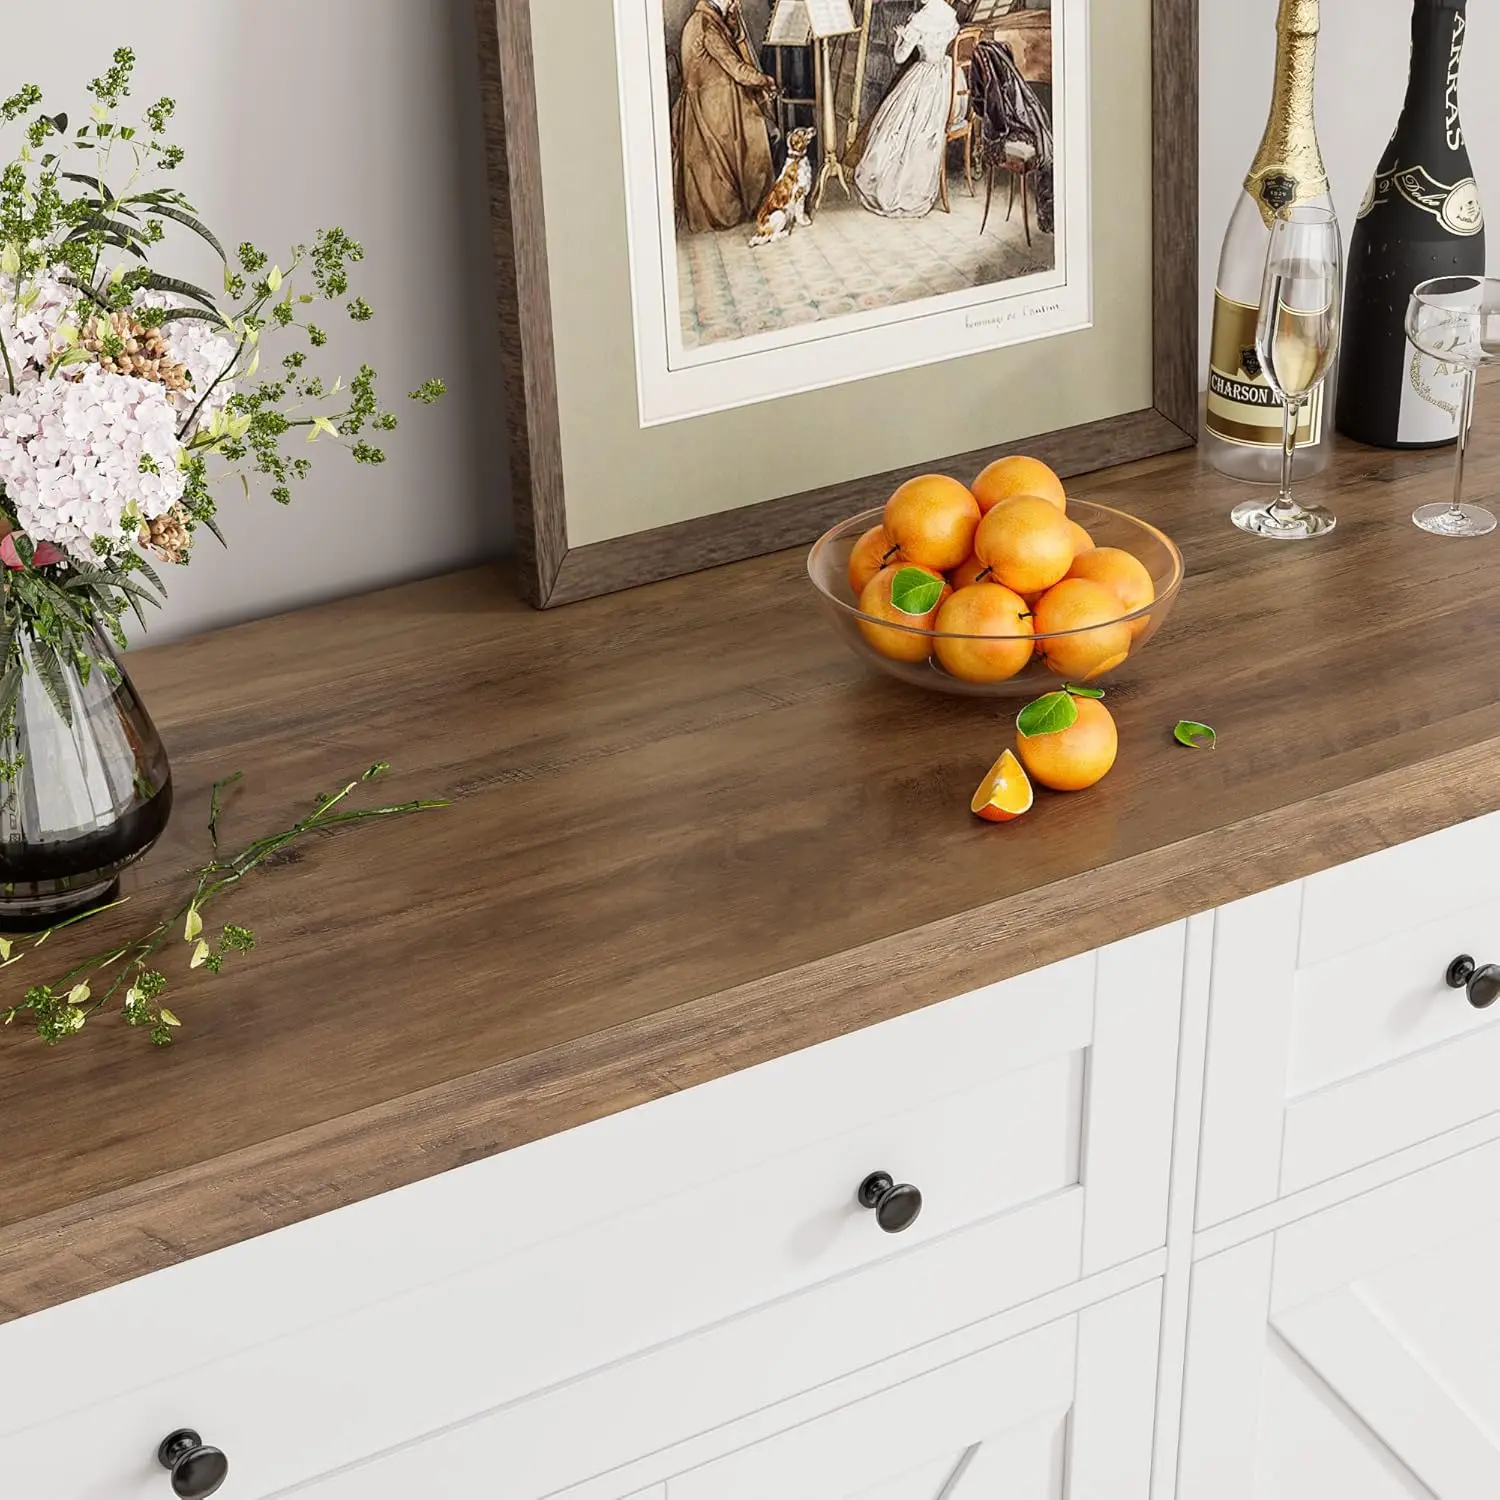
[1200,0,1500,383]
[6,1,509,642]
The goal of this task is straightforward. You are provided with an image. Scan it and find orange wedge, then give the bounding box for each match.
[971,749,1034,823]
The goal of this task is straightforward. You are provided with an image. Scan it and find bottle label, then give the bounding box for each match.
[1360,163,1484,235]
[1398,341,1466,443]
[1206,292,1325,448]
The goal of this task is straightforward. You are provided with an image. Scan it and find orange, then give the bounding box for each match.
[971,748,1034,822]
[973,455,1067,514]
[1017,697,1118,792]
[883,475,981,572]
[1064,518,1096,557]
[948,553,987,590]
[933,583,1034,684]
[973,496,1076,596]
[1067,547,1156,638]
[857,564,950,663]
[1031,578,1132,681]
[848,524,899,597]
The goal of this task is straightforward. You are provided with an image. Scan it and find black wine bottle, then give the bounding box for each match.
[1337,0,1484,448]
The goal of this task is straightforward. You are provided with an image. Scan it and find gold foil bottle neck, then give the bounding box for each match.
[1277,0,1321,35]
[1246,0,1329,224]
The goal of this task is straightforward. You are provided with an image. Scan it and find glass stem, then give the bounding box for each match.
[1451,366,1477,517]
[1272,396,1303,518]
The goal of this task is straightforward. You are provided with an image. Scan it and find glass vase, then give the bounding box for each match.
[0,626,172,928]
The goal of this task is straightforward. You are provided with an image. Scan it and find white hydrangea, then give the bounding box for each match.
[0,274,78,384]
[0,368,186,564]
[134,291,239,432]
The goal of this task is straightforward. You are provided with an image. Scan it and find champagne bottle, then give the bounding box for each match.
[1336,0,1484,449]
[1205,0,1337,483]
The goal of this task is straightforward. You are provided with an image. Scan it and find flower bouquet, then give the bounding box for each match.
[0,50,443,923]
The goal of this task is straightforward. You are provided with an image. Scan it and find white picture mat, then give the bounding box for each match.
[615,0,1092,427]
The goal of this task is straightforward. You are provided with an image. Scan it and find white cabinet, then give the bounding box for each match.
[1178,1138,1500,1500]
[4,809,1499,1500]
[1198,811,1500,1229]
[0,924,1184,1500]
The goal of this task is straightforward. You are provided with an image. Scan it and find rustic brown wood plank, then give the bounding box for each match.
[5,420,1500,1319]
[1151,0,1200,438]
[475,0,568,604]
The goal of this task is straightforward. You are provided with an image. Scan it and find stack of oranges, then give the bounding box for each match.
[849,457,1156,686]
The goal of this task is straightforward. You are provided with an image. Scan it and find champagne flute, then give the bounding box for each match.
[1231,206,1343,540]
[1405,276,1499,538]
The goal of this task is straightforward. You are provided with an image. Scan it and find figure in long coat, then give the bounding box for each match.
[673,0,777,234]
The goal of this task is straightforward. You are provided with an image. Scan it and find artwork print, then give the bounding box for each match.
[614,0,1092,424]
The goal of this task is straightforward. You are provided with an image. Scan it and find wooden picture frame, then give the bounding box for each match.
[475,0,1198,608]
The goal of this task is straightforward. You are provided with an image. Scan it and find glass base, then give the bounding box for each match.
[1231,498,1337,540]
[1412,502,1497,537]
[0,877,121,932]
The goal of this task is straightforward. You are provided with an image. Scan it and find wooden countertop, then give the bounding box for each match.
[7,417,1500,1321]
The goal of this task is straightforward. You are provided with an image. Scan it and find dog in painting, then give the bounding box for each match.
[750,127,816,246]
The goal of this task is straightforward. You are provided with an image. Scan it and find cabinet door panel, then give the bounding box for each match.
[668,1281,1161,1500]
[1180,1139,1500,1500]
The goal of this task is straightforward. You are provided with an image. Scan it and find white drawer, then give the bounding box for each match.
[0,923,1183,1499]
[1198,817,1500,1228]
[291,1267,1166,1500]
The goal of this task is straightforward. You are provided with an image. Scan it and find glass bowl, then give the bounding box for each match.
[807,499,1184,697]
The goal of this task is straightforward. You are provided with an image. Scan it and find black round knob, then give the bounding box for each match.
[858,1171,923,1233]
[1445,955,1500,1010]
[157,1430,229,1498]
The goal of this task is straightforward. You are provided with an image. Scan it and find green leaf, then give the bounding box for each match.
[66,982,90,1005]
[1017,691,1080,739]
[0,243,19,277]
[159,1007,181,1027]
[266,265,282,292]
[140,200,227,261]
[1063,684,1106,699]
[157,306,230,329]
[135,272,220,312]
[184,905,203,942]
[30,642,73,729]
[1173,720,1217,751]
[189,940,210,970]
[0,937,11,960]
[889,566,944,618]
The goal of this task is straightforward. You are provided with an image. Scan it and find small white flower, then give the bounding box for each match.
[0,369,187,564]
[0,274,77,383]
[134,291,239,432]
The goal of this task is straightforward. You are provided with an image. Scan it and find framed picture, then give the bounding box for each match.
[476,0,1197,607]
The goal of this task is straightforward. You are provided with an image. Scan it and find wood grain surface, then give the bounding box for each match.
[478,0,1200,606]
[6,416,1500,1321]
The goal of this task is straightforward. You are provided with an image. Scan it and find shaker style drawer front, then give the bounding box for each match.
[662,1281,1162,1500]
[1296,809,1500,969]
[290,1269,1166,1500]
[0,922,1185,1500]
[1197,820,1500,1228]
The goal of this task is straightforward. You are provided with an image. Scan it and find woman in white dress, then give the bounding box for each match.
[854,0,965,219]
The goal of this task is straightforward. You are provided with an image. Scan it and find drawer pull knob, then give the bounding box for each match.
[1446,955,1500,1010]
[157,1429,229,1498]
[858,1171,922,1233]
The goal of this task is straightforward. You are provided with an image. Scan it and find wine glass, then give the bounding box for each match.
[1231,206,1343,540]
[1405,275,1499,538]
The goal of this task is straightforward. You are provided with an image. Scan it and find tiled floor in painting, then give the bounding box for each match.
[676,173,1055,350]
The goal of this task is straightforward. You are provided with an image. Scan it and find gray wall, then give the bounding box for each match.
[5,2,1496,641]
[7,0,508,643]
